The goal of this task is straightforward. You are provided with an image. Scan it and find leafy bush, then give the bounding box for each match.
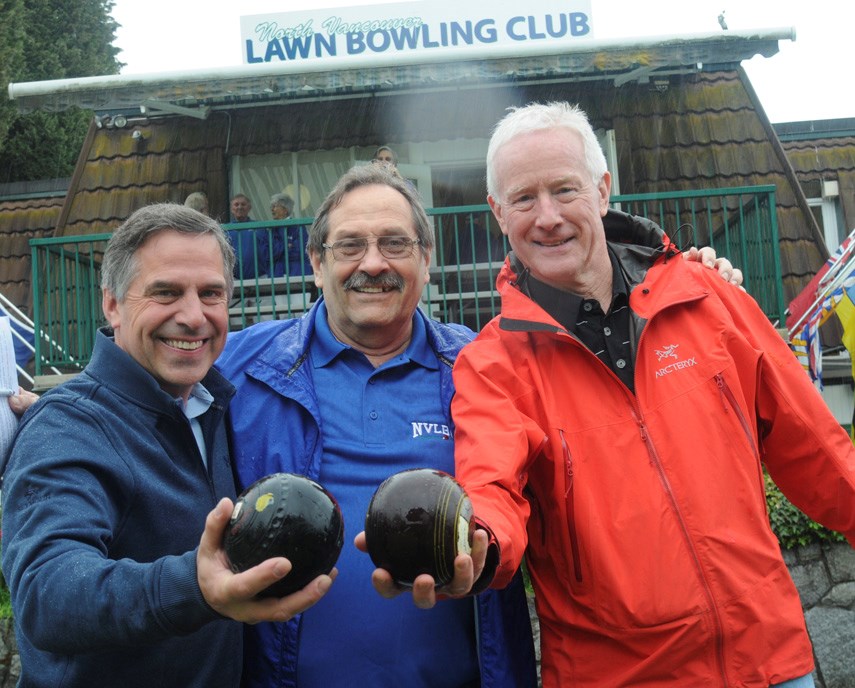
[0,576,9,619]
[765,472,846,549]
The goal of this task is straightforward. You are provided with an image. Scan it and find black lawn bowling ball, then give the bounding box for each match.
[364,468,474,587]
[223,472,344,598]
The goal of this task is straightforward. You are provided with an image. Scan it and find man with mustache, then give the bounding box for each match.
[217,163,537,687]
[217,162,740,688]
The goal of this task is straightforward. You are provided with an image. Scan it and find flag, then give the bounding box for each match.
[789,273,855,387]
[834,284,855,440]
[787,228,855,332]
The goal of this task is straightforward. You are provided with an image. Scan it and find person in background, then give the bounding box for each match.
[230,193,252,223]
[228,193,264,279]
[369,102,855,688]
[0,204,333,688]
[270,192,312,278]
[217,163,740,688]
[184,191,209,216]
[371,145,398,168]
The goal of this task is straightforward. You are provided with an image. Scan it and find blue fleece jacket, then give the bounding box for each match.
[216,299,537,688]
[1,330,242,688]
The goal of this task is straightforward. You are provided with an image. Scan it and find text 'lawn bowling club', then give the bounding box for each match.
[223,473,344,597]
[364,468,475,587]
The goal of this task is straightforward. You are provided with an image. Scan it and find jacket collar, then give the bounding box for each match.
[87,328,234,414]
[497,210,688,332]
[250,297,473,376]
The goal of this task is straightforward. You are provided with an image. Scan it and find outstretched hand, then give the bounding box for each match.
[353,528,489,609]
[197,498,336,624]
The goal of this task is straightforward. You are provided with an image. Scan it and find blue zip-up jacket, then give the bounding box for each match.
[1,330,242,688]
[217,299,537,688]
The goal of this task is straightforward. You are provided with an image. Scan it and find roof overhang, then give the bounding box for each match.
[8,27,794,115]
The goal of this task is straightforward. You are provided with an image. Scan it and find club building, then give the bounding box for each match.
[0,0,852,422]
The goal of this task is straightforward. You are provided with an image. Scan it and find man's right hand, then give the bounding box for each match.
[353,528,489,609]
[197,498,336,624]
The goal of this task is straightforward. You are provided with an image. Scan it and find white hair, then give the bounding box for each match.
[486,101,608,198]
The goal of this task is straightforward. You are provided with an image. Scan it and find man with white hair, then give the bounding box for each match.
[368,102,855,688]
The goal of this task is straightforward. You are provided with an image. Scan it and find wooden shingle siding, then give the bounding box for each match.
[0,196,63,316]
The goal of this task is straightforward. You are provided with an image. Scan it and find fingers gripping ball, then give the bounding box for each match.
[223,473,344,597]
[364,468,474,587]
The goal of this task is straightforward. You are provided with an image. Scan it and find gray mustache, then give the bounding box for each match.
[343,272,405,291]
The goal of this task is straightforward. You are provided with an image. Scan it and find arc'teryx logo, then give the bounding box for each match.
[654,343,697,377]
[411,421,451,440]
[655,344,679,361]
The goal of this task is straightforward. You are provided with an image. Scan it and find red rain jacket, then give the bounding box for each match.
[452,212,855,687]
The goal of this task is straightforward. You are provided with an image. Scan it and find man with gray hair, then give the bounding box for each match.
[1,203,333,688]
[376,101,855,688]
[217,164,538,687]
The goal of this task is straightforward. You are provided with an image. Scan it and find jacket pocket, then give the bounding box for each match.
[560,429,583,583]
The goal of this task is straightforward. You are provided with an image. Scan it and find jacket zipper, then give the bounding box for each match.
[715,374,760,456]
[630,405,729,687]
[558,430,584,582]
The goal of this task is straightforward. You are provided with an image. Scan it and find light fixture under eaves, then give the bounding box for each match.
[112,114,128,128]
[139,99,210,120]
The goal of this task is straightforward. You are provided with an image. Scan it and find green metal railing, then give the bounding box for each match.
[29,186,783,374]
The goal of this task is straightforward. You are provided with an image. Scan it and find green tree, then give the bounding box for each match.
[0,0,122,183]
[0,0,26,146]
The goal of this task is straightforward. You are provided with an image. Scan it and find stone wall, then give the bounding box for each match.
[0,543,852,687]
[0,620,18,688]
[785,541,855,688]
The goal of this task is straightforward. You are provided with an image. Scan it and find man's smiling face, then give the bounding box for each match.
[310,183,430,349]
[102,230,229,401]
[488,127,612,294]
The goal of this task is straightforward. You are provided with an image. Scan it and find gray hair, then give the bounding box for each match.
[371,145,398,165]
[486,102,608,198]
[183,191,208,213]
[307,164,433,257]
[270,193,294,214]
[101,203,235,301]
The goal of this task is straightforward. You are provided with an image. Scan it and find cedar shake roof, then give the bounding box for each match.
[0,191,65,317]
[776,118,855,234]
[52,67,822,307]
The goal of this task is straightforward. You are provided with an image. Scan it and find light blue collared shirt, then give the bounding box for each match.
[179,382,215,468]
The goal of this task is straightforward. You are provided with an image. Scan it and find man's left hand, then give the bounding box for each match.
[684,246,744,289]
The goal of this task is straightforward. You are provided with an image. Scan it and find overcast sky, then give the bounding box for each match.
[109,0,851,124]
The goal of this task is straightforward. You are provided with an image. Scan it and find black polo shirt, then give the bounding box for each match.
[518,249,635,392]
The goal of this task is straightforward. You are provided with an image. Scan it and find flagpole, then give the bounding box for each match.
[788,233,855,337]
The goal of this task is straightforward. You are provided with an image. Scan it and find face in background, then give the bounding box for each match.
[488,127,612,295]
[271,203,290,220]
[372,148,397,168]
[102,231,229,402]
[231,196,251,222]
[309,184,430,351]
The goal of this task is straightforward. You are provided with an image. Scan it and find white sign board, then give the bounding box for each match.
[241,0,594,66]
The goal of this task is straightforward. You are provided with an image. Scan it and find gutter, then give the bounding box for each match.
[8,27,795,101]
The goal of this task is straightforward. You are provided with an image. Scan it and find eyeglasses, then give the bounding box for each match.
[322,236,420,262]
